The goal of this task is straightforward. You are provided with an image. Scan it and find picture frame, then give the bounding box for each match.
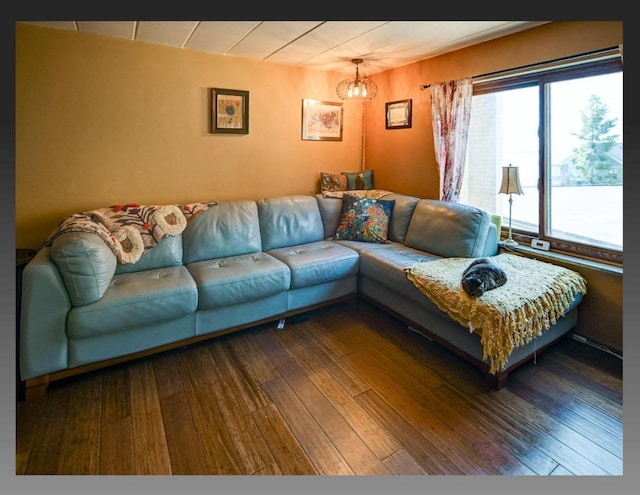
[301,99,343,141]
[211,88,249,134]
[385,98,412,129]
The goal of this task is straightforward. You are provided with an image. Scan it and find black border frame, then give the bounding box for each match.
[211,88,249,134]
[385,98,412,129]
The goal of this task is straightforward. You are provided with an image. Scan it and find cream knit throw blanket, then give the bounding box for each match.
[405,253,587,374]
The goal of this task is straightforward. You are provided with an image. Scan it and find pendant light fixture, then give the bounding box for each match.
[336,58,378,101]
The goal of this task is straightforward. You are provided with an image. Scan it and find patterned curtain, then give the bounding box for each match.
[430,78,473,202]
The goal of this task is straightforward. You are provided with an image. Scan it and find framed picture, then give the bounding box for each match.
[385,98,412,129]
[211,88,249,134]
[301,99,343,141]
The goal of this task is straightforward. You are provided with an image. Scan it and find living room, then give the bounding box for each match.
[12,19,625,482]
[15,20,623,351]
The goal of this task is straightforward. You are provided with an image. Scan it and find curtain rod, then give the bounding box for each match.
[419,45,622,91]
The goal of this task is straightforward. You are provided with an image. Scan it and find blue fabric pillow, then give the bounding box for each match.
[334,194,395,243]
[342,169,374,190]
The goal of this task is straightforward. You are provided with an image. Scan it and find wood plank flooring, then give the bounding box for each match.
[15,297,623,475]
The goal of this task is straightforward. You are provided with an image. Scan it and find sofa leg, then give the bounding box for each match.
[24,375,50,400]
[480,369,509,390]
[483,370,509,390]
[277,318,286,330]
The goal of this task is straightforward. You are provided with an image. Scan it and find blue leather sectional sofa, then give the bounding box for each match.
[19,193,582,398]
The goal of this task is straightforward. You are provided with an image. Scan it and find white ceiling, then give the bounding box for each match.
[18,20,550,75]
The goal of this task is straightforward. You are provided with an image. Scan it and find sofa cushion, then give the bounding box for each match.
[66,265,198,338]
[404,199,491,258]
[315,194,343,239]
[334,194,395,243]
[316,192,416,242]
[359,244,439,288]
[182,200,262,264]
[187,252,290,309]
[383,193,420,244]
[50,232,117,306]
[267,240,359,289]
[257,195,325,251]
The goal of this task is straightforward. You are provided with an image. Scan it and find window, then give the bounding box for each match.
[459,48,623,265]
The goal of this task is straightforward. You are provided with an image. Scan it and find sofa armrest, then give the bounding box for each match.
[20,247,71,380]
[50,231,117,306]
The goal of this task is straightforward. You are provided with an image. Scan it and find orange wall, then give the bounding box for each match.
[16,23,364,249]
[15,21,623,352]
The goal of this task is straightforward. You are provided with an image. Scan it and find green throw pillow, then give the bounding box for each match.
[342,169,374,190]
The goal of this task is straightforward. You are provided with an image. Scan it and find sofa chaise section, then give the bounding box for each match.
[317,191,582,388]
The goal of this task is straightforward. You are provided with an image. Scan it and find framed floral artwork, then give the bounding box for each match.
[385,98,412,129]
[211,88,249,134]
[301,99,343,141]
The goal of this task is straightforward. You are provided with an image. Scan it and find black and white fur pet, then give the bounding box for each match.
[461,258,507,298]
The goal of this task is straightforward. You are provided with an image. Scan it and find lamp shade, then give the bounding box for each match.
[499,165,524,195]
[336,58,378,102]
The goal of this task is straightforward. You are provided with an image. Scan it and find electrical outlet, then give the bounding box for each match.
[531,238,550,251]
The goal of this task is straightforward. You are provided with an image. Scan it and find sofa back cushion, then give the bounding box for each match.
[316,192,419,243]
[50,231,117,306]
[315,194,343,239]
[404,199,491,258]
[257,195,325,251]
[383,193,420,244]
[182,200,262,263]
[115,235,184,274]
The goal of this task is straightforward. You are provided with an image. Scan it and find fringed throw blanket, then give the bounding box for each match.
[44,201,217,264]
[405,253,587,374]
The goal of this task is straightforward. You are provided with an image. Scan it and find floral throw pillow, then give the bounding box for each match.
[321,172,348,192]
[334,194,395,243]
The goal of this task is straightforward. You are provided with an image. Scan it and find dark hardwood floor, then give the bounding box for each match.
[15,297,623,475]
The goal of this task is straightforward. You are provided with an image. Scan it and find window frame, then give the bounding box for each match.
[471,55,623,266]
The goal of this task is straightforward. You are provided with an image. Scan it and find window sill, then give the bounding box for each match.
[498,243,623,276]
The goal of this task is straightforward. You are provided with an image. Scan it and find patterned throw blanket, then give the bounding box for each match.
[321,189,393,199]
[405,253,587,374]
[44,201,217,264]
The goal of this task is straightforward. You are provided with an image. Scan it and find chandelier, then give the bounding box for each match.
[336,58,378,101]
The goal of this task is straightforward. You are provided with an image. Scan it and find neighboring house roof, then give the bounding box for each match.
[555,142,623,168]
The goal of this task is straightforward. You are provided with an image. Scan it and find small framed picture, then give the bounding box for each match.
[211,88,249,134]
[301,99,343,141]
[385,98,412,129]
